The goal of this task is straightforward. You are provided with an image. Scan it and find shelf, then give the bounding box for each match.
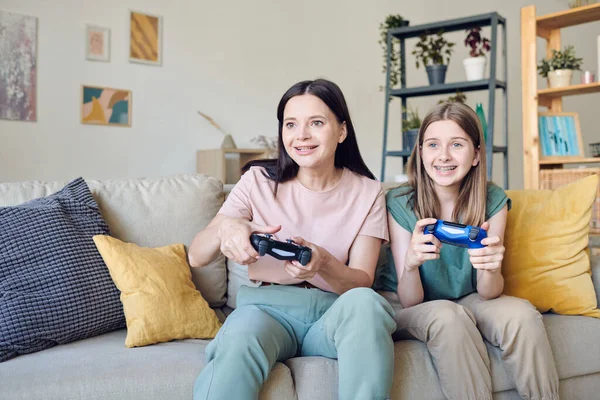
[539,157,600,165]
[386,146,507,158]
[390,12,505,39]
[536,3,600,32]
[390,79,506,98]
[538,82,600,101]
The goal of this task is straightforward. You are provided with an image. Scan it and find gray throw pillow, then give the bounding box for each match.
[0,177,125,362]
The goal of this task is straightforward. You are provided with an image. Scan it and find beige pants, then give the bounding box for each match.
[392,293,559,400]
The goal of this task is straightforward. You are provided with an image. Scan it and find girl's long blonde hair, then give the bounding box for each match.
[402,102,487,226]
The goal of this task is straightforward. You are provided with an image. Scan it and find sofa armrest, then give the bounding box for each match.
[592,254,600,307]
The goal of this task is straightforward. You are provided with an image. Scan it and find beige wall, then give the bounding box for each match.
[1,0,598,188]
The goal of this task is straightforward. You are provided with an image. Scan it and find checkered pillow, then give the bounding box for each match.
[0,177,125,362]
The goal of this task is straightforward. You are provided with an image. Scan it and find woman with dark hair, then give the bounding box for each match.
[189,78,396,400]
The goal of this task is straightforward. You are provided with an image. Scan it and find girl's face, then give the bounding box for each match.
[282,94,347,171]
[420,120,480,191]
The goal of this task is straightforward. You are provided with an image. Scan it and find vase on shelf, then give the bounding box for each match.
[547,69,574,88]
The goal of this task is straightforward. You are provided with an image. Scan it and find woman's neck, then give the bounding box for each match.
[296,166,344,192]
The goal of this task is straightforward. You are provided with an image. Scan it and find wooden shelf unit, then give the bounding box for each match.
[196,148,270,184]
[521,3,600,189]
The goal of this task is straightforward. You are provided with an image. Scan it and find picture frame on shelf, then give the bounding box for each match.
[85,25,110,62]
[129,11,162,66]
[81,85,132,127]
[538,112,584,159]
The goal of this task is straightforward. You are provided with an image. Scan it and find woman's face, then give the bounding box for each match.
[420,119,479,191]
[281,94,347,171]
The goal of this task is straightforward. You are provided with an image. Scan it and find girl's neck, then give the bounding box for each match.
[296,165,343,192]
[435,184,459,221]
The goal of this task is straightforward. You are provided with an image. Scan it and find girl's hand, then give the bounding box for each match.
[468,221,505,272]
[283,236,330,280]
[404,218,442,271]
[217,217,281,265]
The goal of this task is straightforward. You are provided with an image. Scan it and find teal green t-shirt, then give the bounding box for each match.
[375,183,511,301]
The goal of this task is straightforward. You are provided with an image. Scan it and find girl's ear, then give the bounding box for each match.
[472,145,481,167]
[339,122,348,143]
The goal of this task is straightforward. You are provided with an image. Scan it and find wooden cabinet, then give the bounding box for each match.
[520,3,600,190]
[196,148,270,184]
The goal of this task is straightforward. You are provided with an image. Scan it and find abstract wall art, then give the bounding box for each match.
[81,85,131,127]
[0,11,37,122]
[129,11,162,66]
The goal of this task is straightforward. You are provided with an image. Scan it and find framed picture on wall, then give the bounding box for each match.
[81,85,131,127]
[538,112,584,160]
[85,25,110,62]
[129,11,162,66]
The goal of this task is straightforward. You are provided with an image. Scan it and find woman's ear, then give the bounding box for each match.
[339,122,348,143]
[472,145,481,167]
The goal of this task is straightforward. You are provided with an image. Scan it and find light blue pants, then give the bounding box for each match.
[193,285,396,400]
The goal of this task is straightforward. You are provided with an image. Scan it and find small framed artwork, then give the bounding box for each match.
[81,85,131,127]
[85,25,110,62]
[538,112,584,159]
[129,11,162,66]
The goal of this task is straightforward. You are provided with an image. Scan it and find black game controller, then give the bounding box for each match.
[250,234,312,266]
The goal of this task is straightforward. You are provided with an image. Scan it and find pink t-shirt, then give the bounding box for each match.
[218,166,389,291]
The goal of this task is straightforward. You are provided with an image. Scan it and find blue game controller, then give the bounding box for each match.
[424,220,487,249]
[250,234,312,266]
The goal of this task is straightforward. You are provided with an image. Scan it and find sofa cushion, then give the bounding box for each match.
[0,174,228,308]
[93,235,222,347]
[504,175,600,318]
[0,178,125,362]
[0,329,297,400]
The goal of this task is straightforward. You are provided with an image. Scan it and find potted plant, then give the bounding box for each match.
[412,30,455,85]
[378,14,409,91]
[537,45,583,88]
[463,27,491,81]
[402,106,421,151]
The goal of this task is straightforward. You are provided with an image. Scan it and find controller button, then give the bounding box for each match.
[469,227,480,241]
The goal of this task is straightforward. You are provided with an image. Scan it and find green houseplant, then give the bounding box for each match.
[537,45,583,88]
[402,106,421,151]
[412,30,455,85]
[379,14,409,90]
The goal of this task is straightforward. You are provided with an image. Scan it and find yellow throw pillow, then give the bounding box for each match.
[504,174,599,318]
[93,235,222,347]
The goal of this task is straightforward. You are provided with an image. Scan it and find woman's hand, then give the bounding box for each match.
[468,221,505,273]
[217,217,280,265]
[283,236,331,280]
[404,218,442,271]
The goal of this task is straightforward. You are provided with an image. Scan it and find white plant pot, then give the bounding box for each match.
[463,56,486,81]
[547,69,573,88]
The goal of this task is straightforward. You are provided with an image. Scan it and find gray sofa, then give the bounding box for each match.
[1,173,599,400]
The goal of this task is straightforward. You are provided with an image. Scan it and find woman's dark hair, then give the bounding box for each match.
[242,79,375,192]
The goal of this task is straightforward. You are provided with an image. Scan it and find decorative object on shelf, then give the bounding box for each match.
[85,25,110,62]
[537,45,583,88]
[0,11,37,122]
[568,0,597,8]
[198,111,237,149]
[590,142,600,157]
[581,70,596,84]
[378,14,409,91]
[538,112,583,158]
[81,85,131,126]
[463,27,490,81]
[412,30,455,85]
[475,103,488,143]
[129,11,162,66]
[437,91,467,104]
[250,135,278,158]
[402,106,421,151]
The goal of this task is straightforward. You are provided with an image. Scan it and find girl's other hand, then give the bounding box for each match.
[468,221,504,272]
[404,218,442,271]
